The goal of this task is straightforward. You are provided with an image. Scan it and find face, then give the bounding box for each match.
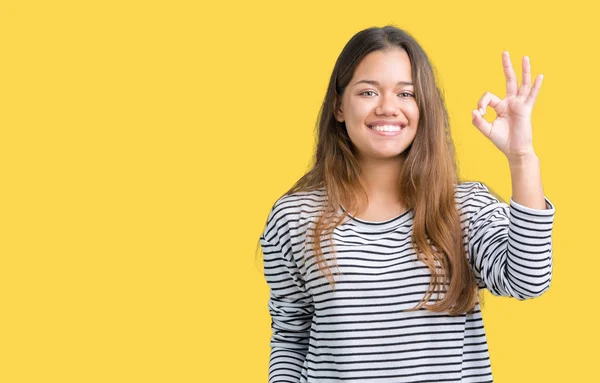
[335,48,419,161]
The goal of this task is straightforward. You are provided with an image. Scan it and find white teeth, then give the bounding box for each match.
[370,124,403,132]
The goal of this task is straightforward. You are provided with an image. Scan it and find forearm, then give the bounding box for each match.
[467,181,556,299]
[268,298,311,382]
[508,152,547,210]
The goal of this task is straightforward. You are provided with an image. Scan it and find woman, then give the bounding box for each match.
[259,25,555,382]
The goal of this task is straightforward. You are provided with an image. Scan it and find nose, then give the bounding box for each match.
[375,93,400,116]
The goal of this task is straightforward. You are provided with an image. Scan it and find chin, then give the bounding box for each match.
[371,150,408,159]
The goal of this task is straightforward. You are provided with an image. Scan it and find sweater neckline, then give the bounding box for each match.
[339,204,413,231]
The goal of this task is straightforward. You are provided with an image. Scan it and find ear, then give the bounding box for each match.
[334,98,344,123]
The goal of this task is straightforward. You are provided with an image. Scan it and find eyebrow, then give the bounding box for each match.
[353,80,413,86]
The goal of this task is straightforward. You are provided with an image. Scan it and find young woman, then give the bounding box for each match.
[259,25,555,383]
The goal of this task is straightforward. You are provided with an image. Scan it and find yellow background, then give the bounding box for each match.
[0,0,596,381]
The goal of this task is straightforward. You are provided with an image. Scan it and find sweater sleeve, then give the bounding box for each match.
[466,182,556,299]
[260,232,314,383]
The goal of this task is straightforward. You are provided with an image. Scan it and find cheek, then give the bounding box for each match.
[346,100,372,120]
[409,104,420,123]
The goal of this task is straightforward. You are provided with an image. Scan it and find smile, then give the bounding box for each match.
[369,124,404,132]
[368,124,405,136]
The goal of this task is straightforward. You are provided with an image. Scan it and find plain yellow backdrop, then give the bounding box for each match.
[0,0,596,382]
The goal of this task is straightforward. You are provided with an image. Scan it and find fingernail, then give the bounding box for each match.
[479,108,485,115]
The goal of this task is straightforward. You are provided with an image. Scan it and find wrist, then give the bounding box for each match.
[507,151,539,168]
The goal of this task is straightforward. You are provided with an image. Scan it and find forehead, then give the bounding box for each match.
[351,48,413,86]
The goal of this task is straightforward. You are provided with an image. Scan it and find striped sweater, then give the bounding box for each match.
[260,181,555,383]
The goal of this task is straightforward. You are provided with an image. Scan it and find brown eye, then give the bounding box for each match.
[399,92,414,98]
[359,91,376,96]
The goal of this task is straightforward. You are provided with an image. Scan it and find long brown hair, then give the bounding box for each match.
[264,25,479,316]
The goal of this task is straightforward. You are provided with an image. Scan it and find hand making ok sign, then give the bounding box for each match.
[471,51,544,161]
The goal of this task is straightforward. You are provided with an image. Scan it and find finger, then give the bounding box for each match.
[477,92,503,116]
[471,109,493,137]
[502,51,518,97]
[525,74,544,106]
[519,56,532,97]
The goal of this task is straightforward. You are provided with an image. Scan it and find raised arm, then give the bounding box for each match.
[467,52,556,299]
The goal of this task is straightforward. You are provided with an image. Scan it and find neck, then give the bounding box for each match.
[357,154,405,205]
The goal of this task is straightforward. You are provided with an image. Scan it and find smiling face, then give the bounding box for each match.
[335,48,419,162]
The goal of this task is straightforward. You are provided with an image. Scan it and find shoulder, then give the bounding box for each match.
[268,188,328,224]
[261,188,328,244]
[454,180,495,200]
[454,181,504,215]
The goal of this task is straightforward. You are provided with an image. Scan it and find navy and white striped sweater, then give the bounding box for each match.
[260,181,555,383]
